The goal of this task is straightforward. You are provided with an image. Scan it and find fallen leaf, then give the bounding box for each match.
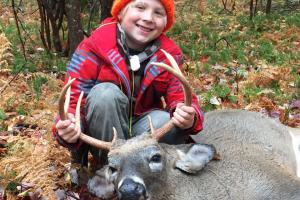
[257,89,275,95]
[269,110,281,118]
[0,137,7,145]
[259,97,275,112]
[210,96,221,105]
[0,147,7,154]
[290,100,300,109]
[286,118,300,128]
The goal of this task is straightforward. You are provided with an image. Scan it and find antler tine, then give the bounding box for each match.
[64,77,72,115]
[112,127,118,144]
[160,49,182,75]
[58,79,117,151]
[148,116,155,135]
[58,78,76,121]
[150,50,193,140]
[75,91,84,131]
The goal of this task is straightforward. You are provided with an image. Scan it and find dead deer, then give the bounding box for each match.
[59,50,300,200]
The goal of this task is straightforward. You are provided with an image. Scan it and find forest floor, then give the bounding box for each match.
[0,0,300,199]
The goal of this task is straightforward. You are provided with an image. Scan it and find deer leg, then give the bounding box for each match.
[175,143,216,174]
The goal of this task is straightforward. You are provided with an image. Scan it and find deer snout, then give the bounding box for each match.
[118,178,147,200]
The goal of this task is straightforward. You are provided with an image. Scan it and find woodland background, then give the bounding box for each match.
[0,0,299,199]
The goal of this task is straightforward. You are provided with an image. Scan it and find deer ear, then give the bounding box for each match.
[175,144,216,174]
[87,166,116,199]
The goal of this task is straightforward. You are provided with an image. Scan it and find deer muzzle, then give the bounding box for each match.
[118,178,147,200]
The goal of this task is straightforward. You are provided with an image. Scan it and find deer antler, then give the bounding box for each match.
[58,78,117,150]
[150,49,192,141]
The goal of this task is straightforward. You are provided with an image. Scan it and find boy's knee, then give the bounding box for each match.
[87,82,128,109]
[149,110,186,145]
[150,110,170,129]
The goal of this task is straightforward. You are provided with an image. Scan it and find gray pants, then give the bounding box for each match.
[72,82,187,166]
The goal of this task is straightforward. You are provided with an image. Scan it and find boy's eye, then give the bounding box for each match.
[155,11,164,16]
[135,4,145,10]
[154,9,166,17]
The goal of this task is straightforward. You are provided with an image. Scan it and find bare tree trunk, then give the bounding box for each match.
[65,0,84,56]
[12,0,26,60]
[222,0,228,10]
[266,0,272,14]
[37,0,66,53]
[198,0,206,15]
[250,0,254,19]
[254,0,258,15]
[100,0,113,22]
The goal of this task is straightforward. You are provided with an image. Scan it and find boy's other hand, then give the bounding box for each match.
[56,113,81,143]
[172,103,195,130]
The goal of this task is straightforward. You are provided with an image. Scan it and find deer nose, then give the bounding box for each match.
[118,178,147,200]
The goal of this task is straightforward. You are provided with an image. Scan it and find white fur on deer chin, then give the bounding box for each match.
[288,128,300,178]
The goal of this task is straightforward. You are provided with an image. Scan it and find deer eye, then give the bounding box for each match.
[150,154,162,163]
[149,153,163,172]
[109,165,118,174]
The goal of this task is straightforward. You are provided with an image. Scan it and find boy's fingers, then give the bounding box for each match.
[67,113,75,118]
[181,106,196,115]
[171,116,182,127]
[175,108,189,119]
[56,120,71,129]
[176,103,195,115]
[173,111,185,124]
[175,107,195,120]
[69,133,80,143]
[67,113,76,123]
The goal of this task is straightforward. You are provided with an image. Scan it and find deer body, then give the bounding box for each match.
[87,110,300,200]
[163,109,300,200]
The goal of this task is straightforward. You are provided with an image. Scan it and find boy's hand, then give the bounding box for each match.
[56,113,81,143]
[172,103,195,130]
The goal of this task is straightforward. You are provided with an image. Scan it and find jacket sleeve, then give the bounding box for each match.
[163,53,204,135]
[52,41,101,149]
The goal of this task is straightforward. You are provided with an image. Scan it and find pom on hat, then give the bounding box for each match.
[111,0,175,32]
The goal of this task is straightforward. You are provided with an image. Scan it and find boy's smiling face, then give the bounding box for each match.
[118,0,167,50]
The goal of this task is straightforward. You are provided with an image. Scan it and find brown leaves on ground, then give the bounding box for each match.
[0,130,70,199]
[0,33,13,69]
[0,70,71,199]
[0,70,62,130]
[186,62,300,127]
[262,27,300,52]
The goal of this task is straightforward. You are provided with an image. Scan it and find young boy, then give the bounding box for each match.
[53,0,204,166]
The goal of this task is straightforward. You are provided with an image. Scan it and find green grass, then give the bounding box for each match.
[285,13,300,28]
[28,76,48,100]
[16,106,28,116]
[0,10,67,74]
[211,84,231,99]
[0,109,6,120]
[258,40,276,63]
[295,75,300,98]
[243,86,263,103]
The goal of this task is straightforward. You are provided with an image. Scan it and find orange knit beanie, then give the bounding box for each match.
[111,0,175,32]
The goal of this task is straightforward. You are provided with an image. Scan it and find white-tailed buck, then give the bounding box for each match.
[59,50,300,200]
